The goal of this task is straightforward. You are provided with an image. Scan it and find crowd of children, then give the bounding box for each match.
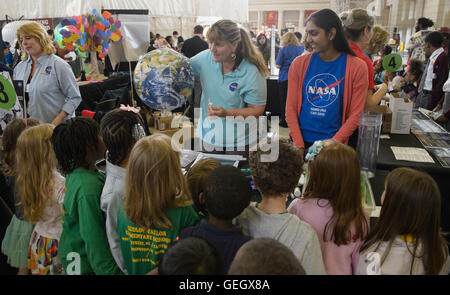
[1,113,449,275]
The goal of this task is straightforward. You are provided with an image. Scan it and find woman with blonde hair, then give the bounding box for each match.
[366,25,390,59]
[15,124,66,274]
[190,19,268,155]
[276,32,305,127]
[118,134,201,274]
[13,22,81,125]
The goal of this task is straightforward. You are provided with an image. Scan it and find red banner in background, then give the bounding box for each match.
[265,11,278,27]
[32,18,53,30]
[304,10,317,26]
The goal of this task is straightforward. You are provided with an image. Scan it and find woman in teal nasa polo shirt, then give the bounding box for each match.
[190,20,268,153]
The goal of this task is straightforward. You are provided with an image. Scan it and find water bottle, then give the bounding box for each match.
[357,111,383,178]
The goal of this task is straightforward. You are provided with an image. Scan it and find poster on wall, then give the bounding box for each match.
[32,18,53,30]
[304,10,317,26]
[265,11,278,27]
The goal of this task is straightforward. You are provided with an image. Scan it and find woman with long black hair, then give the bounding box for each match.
[285,9,368,153]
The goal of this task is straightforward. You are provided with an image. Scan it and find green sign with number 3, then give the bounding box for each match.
[0,75,17,110]
[382,53,402,72]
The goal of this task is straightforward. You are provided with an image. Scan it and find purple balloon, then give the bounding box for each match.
[61,19,71,26]
[61,30,72,38]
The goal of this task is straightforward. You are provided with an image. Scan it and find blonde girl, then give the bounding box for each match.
[15,124,65,274]
[118,134,200,275]
[1,118,41,275]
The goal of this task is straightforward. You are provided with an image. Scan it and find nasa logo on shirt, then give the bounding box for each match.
[45,66,53,75]
[229,82,238,92]
[305,73,343,108]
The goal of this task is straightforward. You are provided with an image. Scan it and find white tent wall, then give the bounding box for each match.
[1,0,248,25]
[1,0,195,20]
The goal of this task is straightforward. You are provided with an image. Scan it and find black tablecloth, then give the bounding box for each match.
[76,74,133,114]
[371,132,450,236]
[265,77,281,117]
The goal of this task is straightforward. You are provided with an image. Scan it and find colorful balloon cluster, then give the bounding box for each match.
[59,9,122,58]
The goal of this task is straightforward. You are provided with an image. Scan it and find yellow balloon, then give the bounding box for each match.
[111,34,120,42]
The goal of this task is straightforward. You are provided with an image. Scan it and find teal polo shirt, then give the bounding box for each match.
[190,50,267,148]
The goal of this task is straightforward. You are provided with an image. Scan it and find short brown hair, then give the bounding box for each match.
[249,138,303,196]
[228,238,306,275]
[281,32,300,47]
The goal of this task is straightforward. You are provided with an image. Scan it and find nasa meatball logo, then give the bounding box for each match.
[45,66,53,75]
[229,82,238,92]
[305,73,343,108]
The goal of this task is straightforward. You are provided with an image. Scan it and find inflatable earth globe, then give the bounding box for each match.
[134,47,194,111]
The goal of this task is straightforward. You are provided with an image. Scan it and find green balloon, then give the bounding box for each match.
[0,75,16,110]
[382,53,403,72]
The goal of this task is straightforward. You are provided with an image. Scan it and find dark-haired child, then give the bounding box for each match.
[51,117,122,275]
[357,168,450,275]
[228,237,306,275]
[401,59,423,101]
[158,237,224,275]
[179,165,252,273]
[237,138,326,275]
[99,108,146,274]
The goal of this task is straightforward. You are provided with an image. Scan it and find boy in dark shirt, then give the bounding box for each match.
[179,165,252,273]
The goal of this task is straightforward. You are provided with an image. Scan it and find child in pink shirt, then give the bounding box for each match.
[288,143,369,274]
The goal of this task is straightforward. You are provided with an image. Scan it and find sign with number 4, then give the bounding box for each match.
[382,53,402,72]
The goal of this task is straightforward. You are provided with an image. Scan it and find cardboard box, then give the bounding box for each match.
[366,105,392,134]
[149,122,194,145]
[389,97,413,134]
[151,112,172,130]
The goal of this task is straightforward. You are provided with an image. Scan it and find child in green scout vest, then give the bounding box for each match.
[118,134,201,275]
[51,117,122,275]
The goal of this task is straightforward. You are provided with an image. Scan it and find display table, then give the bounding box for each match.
[76,73,133,115]
[370,133,450,236]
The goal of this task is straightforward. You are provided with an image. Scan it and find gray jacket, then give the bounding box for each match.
[237,203,326,275]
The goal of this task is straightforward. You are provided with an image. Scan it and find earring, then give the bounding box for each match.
[231,52,236,60]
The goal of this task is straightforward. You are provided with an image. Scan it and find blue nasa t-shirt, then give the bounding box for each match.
[299,53,347,143]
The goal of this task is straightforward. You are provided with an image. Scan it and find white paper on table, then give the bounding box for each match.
[371,206,382,218]
[390,146,435,163]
